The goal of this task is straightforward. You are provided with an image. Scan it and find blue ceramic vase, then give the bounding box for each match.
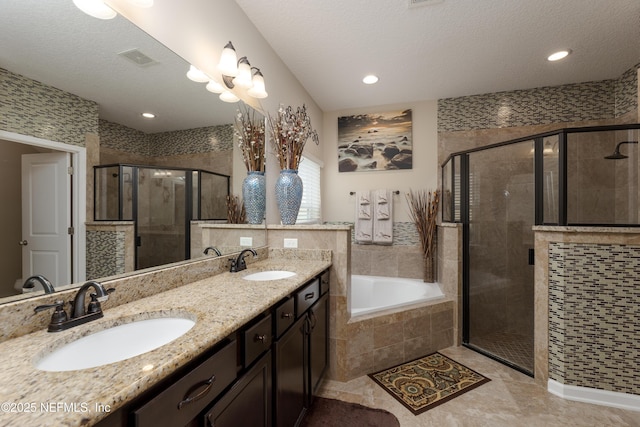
[275,169,303,225]
[242,171,266,224]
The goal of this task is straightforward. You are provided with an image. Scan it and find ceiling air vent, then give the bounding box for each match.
[118,49,157,66]
[408,0,444,8]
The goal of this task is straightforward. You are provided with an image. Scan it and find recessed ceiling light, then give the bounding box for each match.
[141,112,156,119]
[363,75,379,85]
[547,50,571,61]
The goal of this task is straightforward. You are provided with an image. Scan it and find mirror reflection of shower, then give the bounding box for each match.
[604,141,638,159]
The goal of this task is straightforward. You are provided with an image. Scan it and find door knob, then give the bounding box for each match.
[19,240,28,246]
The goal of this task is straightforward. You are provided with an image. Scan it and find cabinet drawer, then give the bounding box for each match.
[275,297,295,338]
[133,340,237,427]
[296,278,319,316]
[243,314,272,367]
[319,270,330,295]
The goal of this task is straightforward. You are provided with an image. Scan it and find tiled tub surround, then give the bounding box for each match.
[266,224,456,381]
[534,227,640,410]
[0,248,331,426]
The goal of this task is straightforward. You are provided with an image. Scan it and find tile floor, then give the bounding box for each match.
[471,331,534,373]
[317,346,640,426]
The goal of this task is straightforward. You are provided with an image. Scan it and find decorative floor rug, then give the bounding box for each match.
[300,397,400,427]
[369,352,491,415]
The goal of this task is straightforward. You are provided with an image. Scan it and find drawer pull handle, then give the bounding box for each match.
[254,334,266,342]
[281,312,293,319]
[177,374,216,410]
[304,292,315,300]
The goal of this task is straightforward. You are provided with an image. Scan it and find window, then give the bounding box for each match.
[297,156,321,224]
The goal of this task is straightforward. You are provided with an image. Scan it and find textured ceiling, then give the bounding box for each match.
[2,0,638,134]
[0,0,239,133]
[235,0,640,111]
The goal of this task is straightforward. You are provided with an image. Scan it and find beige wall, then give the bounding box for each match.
[321,101,439,223]
[0,141,42,296]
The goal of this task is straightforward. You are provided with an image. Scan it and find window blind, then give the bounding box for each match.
[297,156,321,224]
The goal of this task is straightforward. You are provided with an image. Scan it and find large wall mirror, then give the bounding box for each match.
[0,0,266,302]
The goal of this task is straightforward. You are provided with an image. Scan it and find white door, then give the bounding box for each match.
[21,153,71,288]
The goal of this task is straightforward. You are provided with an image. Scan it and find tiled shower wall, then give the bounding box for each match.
[548,242,640,395]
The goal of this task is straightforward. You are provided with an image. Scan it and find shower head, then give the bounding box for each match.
[604,141,638,160]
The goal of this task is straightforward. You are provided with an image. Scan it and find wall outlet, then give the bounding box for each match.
[240,237,253,246]
[284,238,298,248]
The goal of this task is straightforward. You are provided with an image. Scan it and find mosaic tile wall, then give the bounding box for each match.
[437,64,639,132]
[0,68,98,146]
[548,242,640,395]
[86,230,126,279]
[615,63,640,117]
[99,119,234,158]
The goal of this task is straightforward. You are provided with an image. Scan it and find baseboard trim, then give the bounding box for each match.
[548,379,640,412]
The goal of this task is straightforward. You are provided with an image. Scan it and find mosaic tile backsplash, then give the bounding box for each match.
[548,242,640,395]
[1,68,98,146]
[438,63,639,132]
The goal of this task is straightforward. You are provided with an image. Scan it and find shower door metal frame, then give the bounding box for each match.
[93,164,230,270]
[443,123,640,377]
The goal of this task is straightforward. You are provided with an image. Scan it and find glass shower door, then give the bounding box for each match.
[465,141,535,374]
[136,168,187,270]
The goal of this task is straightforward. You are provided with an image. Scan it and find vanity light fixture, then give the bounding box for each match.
[187,41,268,103]
[363,74,379,84]
[547,50,571,61]
[141,112,156,119]
[73,0,154,20]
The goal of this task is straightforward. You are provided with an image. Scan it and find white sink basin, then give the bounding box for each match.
[35,317,195,372]
[243,270,296,281]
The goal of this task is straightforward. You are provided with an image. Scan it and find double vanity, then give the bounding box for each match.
[0,250,331,427]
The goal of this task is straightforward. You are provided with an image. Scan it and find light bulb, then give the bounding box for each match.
[218,42,238,77]
[72,0,117,19]
[206,80,225,94]
[219,91,240,103]
[186,65,209,83]
[247,70,268,99]
[232,57,253,89]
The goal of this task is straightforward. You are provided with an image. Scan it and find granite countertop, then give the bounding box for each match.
[0,257,330,427]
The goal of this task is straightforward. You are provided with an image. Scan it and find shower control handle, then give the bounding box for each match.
[19,240,28,246]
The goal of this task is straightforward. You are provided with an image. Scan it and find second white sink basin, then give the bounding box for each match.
[35,317,195,372]
[243,270,296,281]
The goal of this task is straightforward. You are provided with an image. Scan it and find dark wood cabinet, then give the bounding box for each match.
[275,271,330,427]
[274,315,307,427]
[95,269,330,427]
[308,293,329,402]
[205,352,272,427]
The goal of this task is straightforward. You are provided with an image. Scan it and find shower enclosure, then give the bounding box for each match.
[442,124,640,375]
[94,164,230,270]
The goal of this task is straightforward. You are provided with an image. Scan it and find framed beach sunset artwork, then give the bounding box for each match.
[337,109,413,172]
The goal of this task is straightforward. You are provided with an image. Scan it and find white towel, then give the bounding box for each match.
[355,191,373,243]
[373,189,393,244]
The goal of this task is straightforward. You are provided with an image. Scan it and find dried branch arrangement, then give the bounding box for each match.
[406,189,440,281]
[234,105,266,172]
[226,195,246,224]
[268,104,319,170]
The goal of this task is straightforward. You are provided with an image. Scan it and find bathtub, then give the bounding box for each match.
[350,274,445,316]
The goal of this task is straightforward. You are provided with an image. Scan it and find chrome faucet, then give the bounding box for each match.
[203,246,222,256]
[34,281,114,332]
[22,275,55,294]
[229,248,257,273]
